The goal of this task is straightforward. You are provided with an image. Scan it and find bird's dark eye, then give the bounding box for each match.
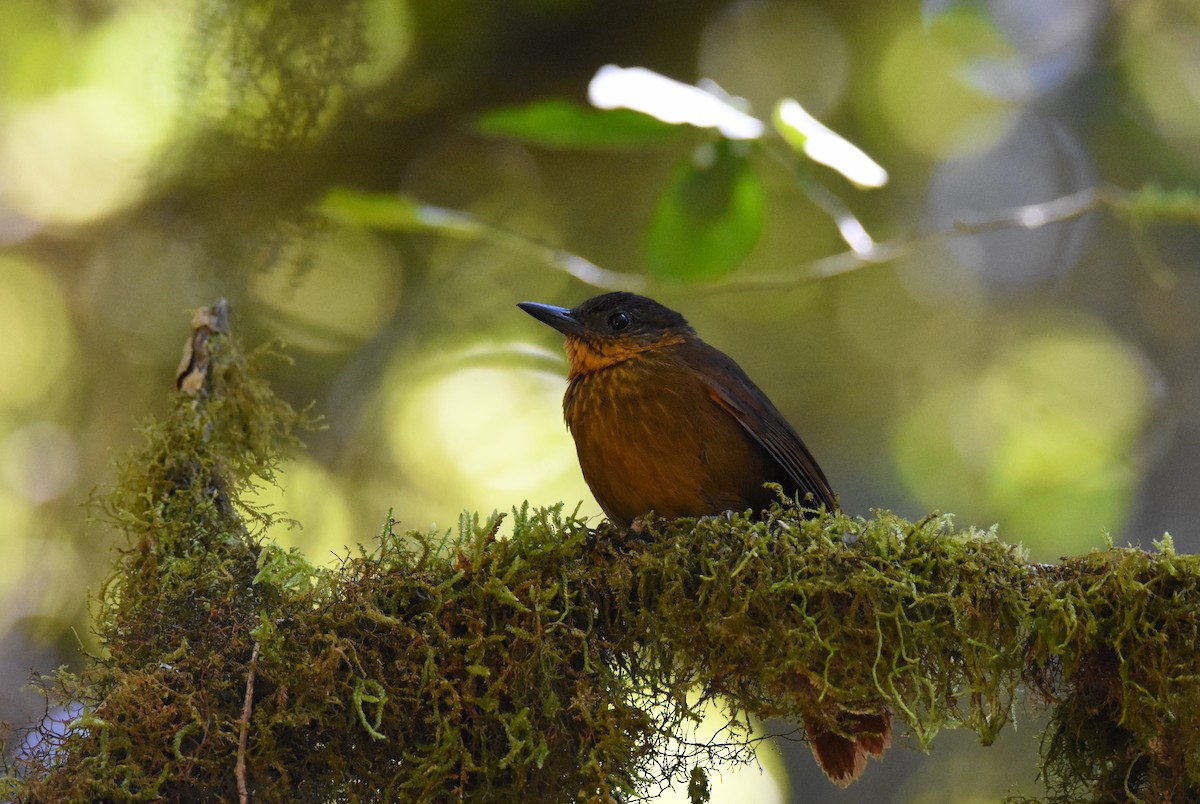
[607,311,631,331]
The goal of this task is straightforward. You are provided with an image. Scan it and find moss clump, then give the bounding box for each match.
[1026,542,1200,801]
[613,510,1029,750]
[3,304,1199,802]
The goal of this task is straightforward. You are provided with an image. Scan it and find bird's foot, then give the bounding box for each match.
[696,510,736,525]
[618,516,654,542]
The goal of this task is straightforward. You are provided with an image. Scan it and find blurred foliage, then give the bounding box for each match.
[3,312,1199,802]
[1028,539,1200,802]
[476,101,682,150]
[4,0,1200,799]
[644,141,766,280]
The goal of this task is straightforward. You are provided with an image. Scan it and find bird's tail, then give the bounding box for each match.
[806,712,892,787]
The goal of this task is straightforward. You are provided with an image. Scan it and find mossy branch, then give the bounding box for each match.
[2,304,1198,803]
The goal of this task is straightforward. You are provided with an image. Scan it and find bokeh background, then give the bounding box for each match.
[2,0,1199,800]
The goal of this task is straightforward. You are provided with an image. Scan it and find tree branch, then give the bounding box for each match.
[2,303,1197,803]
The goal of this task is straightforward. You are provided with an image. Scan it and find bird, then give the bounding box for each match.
[517,291,890,786]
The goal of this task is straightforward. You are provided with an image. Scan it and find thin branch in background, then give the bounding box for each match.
[949,185,1113,233]
[511,181,1135,294]
[486,179,1200,293]
[322,190,647,293]
[763,140,879,256]
[551,249,647,292]
[413,203,647,292]
[338,181,1193,293]
[793,170,876,255]
[716,184,1133,291]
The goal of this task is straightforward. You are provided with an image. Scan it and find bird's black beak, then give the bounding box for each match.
[517,301,584,337]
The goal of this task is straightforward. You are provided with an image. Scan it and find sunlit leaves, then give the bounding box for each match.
[587,64,764,140]
[645,142,765,281]
[475,65,884,279]
[773,98,888,188]
[476,99,680,149]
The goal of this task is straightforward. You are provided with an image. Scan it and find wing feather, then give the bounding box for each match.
[675,340,836,510]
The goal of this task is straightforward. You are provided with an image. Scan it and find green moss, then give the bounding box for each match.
[1026,538,1200,800]
[2,309,1198,802]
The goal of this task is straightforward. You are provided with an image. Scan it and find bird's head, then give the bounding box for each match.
[518,292,696,377]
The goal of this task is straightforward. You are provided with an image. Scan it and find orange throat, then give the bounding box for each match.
[563,333,686,379]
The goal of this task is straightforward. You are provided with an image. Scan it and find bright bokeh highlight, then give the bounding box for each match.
[354,0,414,88]
[241,455,356,559]
[923,0,1105,101]
[0,487,82,634]
[0,3,185,225]
[652,705,788,803]
[0,422,78,503]
[589,65,765,140]
[386,345,597,526]
[252,226,403,353]
[1123,23,1200,164]
[699,0,849,118]
[773,98,889,189]
[892,316,1155,556]
[0,256,74,412]
[873,19,1017,158]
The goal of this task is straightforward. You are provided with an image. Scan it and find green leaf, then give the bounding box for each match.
[645,142,765,281]
[476,99,681,149]
[319,188,478,236]
[772,98,888,189]
[587,65,765,140]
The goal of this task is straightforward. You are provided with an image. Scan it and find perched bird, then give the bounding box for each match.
[518,291,834,526]
[518,291,890,786]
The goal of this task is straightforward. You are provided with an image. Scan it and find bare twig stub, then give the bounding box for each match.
[237,641,260,804]
[176,298,231,395]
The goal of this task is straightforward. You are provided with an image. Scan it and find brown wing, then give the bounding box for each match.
[674,339,837,511]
